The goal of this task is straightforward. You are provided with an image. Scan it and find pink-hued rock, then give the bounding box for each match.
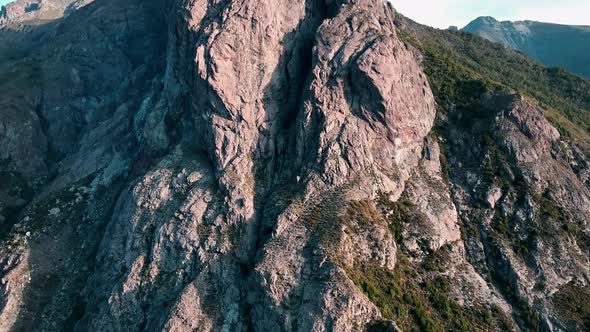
[0,0,435,330]
[2,0,588,331]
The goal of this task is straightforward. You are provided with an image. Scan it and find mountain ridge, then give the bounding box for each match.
[462,16,590,78]
[0,1,589,331]
[468,16,590,28]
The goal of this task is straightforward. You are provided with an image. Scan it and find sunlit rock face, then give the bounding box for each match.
[1,0,589,331]
[0,0,435,330]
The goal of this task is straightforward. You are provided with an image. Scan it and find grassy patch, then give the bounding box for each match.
[346,257,514,332]
[299,189,347,251]
[552,283,590,330]
[347,200,385,226]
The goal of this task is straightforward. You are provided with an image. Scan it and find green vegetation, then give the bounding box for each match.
[421,243,452,273]
[492,214,510,236]
[533,190,569,223]
[397,18,590,146]
[436,140,451,184]
[376,194,427,245]
[491,211,536,260]
[359,18,590,332]
[398,16,590,261]
[336,193,513,331]
[20,175,93,236]
[346,257,514,332]
[529,190,589,251]
[479,132,530,194]
[552,282,590,330]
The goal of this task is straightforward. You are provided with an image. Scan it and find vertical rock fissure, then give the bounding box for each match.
[245,1,343,328]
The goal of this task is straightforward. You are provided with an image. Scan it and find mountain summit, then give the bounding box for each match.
[463,16,590,78]
[1,1,590,331]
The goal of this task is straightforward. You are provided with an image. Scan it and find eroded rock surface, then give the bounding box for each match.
[0,0,435,331]
[1,0,589,331]
[444,93,590,331]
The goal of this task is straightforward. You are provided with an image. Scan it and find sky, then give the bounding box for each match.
[2,0,589,28]
[391,0,590,29]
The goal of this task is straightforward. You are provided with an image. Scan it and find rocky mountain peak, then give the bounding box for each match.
[470,15,500,25]
[0,0,436,330]
[0,0,589,331]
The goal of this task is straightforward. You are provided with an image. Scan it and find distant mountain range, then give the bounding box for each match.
[463,16,590,78]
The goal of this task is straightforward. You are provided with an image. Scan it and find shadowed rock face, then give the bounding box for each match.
[0,1,589,331]
[463,16,590,78]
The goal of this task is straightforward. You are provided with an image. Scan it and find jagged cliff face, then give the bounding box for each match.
[442,94,590,331]
[0,0,589,331]
[0,0,434,330]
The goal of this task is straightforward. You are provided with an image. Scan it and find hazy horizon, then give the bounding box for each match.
[392,0,590,29]
[2,0,590,30]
